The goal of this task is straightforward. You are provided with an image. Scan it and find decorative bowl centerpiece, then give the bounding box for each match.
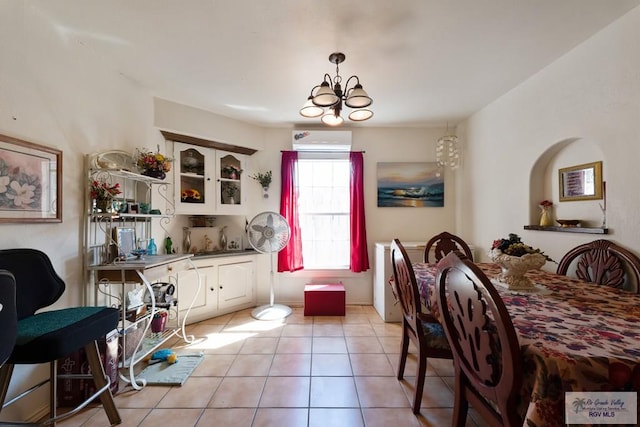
[489,233,554,290]
[556,219,581,228]
[130,248,147,259]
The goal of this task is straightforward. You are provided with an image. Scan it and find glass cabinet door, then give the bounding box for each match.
[218,153,244,209]
[175,143,213,213]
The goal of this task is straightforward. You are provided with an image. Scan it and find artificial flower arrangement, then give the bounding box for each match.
[90,179,121,200]
[181,188,202,201]
[249,170,272,189]
[221,165,242,178]
[539,199,553,208]
[491,233,554,262]
[136,148,172,178]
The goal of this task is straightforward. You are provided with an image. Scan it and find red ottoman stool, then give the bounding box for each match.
[304,283,345,316]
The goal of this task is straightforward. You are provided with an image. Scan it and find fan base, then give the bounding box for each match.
[251,304,292,321]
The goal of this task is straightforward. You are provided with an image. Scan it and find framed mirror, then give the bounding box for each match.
[559,161,603,202]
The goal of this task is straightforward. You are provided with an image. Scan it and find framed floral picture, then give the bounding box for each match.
[0,134,62,223]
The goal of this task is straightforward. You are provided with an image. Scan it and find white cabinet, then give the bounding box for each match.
[374,242,425,322]
[218,260,254,310]
[173,142,247,215]
[177,255,256,323]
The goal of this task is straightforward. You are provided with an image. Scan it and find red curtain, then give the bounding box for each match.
[278,151,304,272]
[350,152,370,272]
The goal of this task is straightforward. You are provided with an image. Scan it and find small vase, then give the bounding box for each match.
[539,206,553,227]
[94,197,112,213]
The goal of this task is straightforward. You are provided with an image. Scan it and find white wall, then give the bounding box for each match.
[0,2,165,421]
[10,0,638,419]
[461,6,640,266]
[254,127,459,306]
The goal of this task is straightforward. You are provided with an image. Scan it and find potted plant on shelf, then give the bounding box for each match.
[223,182,238,204]
[90,179,121,213]
[136,147,172,180]
[222,165,242,180]
[249,170,272,198]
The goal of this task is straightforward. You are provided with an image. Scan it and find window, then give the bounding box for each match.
[297,156,350,269]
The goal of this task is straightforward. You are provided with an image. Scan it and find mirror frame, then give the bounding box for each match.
[559,161,603,202]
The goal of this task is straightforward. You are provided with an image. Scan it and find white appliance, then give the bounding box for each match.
[373,241,475,322]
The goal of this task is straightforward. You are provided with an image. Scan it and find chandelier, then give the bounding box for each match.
[436,125,461,170]
[299,52,373,126]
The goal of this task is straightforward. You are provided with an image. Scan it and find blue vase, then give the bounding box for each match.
[147,238,157,255]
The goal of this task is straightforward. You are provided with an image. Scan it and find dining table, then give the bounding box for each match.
[412,262,640,427]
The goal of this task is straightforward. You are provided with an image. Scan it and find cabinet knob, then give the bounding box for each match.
[209,287,215,291]
[219,285,223,289]
[207,177,211,181]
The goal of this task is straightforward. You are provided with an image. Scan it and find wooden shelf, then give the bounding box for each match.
[524,225,608,234]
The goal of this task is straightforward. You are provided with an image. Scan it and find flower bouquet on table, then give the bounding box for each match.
[136,147,172,179]
[489,233,554,290]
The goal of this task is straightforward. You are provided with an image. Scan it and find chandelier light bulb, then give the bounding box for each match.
[321,109,344,126]
[299,96,324,118]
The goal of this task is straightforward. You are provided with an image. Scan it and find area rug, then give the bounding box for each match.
[136,351,204,386]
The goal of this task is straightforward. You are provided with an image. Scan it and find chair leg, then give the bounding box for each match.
[397,325,409,380]
[49,361,58,425]
[412,348,427,414]
[0,364,14,410]
[84,341,121,426]
[452,370,469,427]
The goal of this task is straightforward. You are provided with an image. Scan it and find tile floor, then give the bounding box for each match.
[58,305,488,427]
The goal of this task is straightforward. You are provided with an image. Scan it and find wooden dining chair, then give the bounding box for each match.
[436,251,523,427]
[424,231,474,263]
[556,239,640,292]
[390,239,452,414]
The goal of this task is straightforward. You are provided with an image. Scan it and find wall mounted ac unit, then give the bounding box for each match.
[292,130,352,152]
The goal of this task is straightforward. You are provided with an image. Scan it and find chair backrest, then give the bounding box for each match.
[556,239,640,293]
[436,251,523,426]
[424,231,474,263]
[0,249,65,320]
[390,239,423,333]
[0,270,17,365]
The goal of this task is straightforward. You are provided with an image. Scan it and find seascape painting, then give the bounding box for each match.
[377,162,444,207]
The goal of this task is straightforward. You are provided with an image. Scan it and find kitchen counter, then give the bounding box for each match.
[192,248,258,258]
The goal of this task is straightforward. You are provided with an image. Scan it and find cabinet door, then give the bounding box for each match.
[177,263,214,320]
[218,261,254,310]
[174,142,215,214]
[216,151,247,214]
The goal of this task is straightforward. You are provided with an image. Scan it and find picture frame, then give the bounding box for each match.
[376,162,444,207]
[0,133,62,223]
[113,227,136,259]
[559,161,603,202]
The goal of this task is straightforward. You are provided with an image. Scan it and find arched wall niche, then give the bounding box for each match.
[529,138,605,226]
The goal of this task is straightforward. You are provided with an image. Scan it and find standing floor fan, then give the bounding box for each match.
[247,211,292,320]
